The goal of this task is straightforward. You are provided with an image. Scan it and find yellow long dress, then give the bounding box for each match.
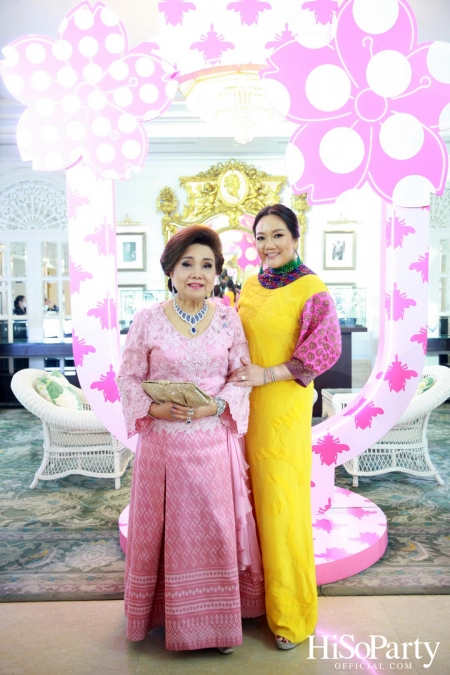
[238,272,329,643]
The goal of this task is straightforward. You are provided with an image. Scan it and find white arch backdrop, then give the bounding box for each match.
[1,0,449,523]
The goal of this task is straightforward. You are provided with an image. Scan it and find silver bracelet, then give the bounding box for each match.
[147,404,156,419]
[263,368,268,386]
[269,366,277,383]
[212,397,227,416]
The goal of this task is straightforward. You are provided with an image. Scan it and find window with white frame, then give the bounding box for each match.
[0,178,71,372]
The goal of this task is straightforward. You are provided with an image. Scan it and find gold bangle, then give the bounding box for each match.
[148,405,156,419]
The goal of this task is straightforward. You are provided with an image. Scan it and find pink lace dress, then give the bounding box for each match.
[116,303,265,649]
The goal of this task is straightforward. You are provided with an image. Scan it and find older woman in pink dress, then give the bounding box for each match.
[116,225,264,654]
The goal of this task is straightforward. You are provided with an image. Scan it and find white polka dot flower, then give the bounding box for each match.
[262,0,450,206]
[0,2,178,179]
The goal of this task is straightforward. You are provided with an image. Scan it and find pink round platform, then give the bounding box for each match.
[119,486,387,585]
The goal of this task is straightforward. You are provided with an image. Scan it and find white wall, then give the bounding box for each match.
[304,186,382,361]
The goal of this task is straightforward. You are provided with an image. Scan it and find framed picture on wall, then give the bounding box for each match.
[117,233,146,271]
[323,231,356,270]
[119,285,145,329]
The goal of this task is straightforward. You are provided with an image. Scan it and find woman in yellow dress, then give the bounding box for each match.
[229,204,341,649]
[223,279,237,307]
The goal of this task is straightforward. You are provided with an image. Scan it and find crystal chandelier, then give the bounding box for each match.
[179,68,281,145]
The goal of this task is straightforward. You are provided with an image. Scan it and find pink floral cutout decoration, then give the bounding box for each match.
[84,220,116,256]
[312,433,350,466]
[376,355,418,393]
[0,2,179,449]
[159,0,197,26]
[302,0,338,26]
[226,0,272,26]
[0,2,179,180]
[67,187,90,219]
[233,231,258,271]
[69,256,93,293]
[91,364,121,403]
[411,327,428,354]
[409,252,429,283]
[385,283,417,321]
[313,518,346,533]
[190,25,235,64]
[347,507,377,520]
[87,296,117,330]
[72,330,96,368]
[315,547,348,561]
[343,397,384,430]
[349,532,380,545]
[386,213,415,249]
[265,24,298,50]
[261,0,450,206]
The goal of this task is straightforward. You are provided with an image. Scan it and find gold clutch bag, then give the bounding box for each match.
[141,380,213,408]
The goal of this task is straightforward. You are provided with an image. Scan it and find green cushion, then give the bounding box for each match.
[413,375,436,398]
[34,370,84,410]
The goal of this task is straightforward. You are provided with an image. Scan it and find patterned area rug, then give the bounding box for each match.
[0,409,131,601]
[0,406,449,601]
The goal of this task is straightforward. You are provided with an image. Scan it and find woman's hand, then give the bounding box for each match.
[148,401,218,421]
[227,358,265,387]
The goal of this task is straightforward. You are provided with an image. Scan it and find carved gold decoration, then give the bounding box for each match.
[327,214,358,225]
[157,161,312,274]
[157,160,287,243]
[156,187,179,243]
[290,193,310,260]
[116,215,142,227]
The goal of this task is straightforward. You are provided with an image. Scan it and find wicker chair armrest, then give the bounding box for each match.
[11,369,108,433]
[331,393,358,413]
[397,365,450,424]
[330,365,450,424]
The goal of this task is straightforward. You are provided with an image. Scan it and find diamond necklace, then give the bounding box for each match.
[174,298,208,335]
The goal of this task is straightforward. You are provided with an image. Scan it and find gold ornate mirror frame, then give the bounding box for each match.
[156,159,309,260]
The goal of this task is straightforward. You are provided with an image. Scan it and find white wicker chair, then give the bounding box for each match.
[325,365,450,487]
[11,368,133,490]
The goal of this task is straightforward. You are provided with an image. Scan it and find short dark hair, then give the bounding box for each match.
[226,278,236,300]
[14,295,25,307]
[160,225,224,293]
[213,284,221,297]
[252,204,300,240]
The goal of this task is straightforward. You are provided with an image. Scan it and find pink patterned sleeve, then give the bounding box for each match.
[116,309,153,438]
[285,291,342,387]
[217,309,251,437]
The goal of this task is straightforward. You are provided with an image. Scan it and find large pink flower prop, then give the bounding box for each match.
[261,0,450,206]
[0,2,178,179]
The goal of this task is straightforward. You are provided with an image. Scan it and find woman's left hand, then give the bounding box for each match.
[169,401,217,421]
[228,358,265,387]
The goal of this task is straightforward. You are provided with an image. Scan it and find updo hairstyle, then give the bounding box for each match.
[252,204,300,240]
[160,225,224,293]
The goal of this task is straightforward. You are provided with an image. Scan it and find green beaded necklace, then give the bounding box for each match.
[260,253,302,275]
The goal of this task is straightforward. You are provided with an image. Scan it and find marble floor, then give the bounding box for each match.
[0,596,448,675]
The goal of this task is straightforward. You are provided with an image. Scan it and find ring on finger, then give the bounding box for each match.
[241,375,246,381]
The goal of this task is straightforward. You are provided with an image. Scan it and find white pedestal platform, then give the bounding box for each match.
[119,487,387,585]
